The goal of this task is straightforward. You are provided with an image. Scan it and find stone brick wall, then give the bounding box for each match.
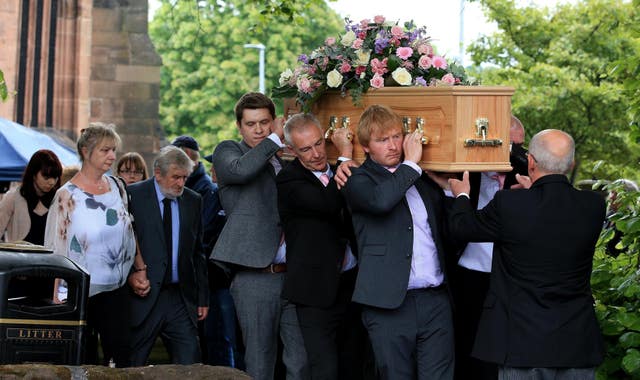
[0,0,165,168]
[90,0,164,166]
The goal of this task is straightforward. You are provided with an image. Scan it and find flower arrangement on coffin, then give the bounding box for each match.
[272,15,471,112]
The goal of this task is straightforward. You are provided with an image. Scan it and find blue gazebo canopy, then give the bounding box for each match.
[0,117,80,182]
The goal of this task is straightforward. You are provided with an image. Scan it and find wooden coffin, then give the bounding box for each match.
[284,86,515,172]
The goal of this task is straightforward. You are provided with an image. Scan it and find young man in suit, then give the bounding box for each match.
[448,129,605,380]
[126,145,209,365]
[277,113,367,380]
[211,93,308,380]
[341,105,456,380]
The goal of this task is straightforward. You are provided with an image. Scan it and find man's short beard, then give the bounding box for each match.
[160,186,183,199]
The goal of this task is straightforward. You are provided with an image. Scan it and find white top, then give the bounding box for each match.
[457,172,501,272]
[45,176,135,296]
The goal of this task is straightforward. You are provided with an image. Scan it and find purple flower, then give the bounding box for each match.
[414,76,427,86]
[375,36,390,54]
[298,54,309,64]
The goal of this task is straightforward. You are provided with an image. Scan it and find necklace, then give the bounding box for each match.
[79,171,105,191]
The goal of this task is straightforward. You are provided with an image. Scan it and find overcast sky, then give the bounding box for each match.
[148,0,572,65]
[327,0,573,65]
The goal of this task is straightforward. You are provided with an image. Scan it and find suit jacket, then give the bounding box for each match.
[211,138,282,268]
[342,158,453,309]
[277,158,355,308]
[449,174,605,367]
[128,178,209,327]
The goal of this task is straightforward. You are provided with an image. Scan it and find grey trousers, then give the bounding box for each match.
[499,367,596,380]
[230,270,309,380]
[362,287,455,380]
[130,285,201,366]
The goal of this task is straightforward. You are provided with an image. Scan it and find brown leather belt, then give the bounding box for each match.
[259,263,287,273]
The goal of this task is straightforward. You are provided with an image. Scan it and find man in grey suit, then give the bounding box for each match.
[341,105,455,380]
[127,145,209,365]
[211,92,308,380]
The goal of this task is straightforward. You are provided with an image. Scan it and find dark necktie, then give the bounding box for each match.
[162,198,173,284]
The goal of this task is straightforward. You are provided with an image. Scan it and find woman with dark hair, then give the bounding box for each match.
[45,123,135,367]
[0,149,62,244]
[116,152,148,185]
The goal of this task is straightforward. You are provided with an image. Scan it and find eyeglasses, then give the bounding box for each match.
[119,170,144,176]
[527,152,538,163]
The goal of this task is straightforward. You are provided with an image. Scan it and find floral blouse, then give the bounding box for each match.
[44,176,135,297]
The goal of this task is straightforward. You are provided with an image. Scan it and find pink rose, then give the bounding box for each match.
[358,31,367,39]
[339,61,352,74]
[418,55,432,69]
[352,38,364,49]
[401,60,414,70]
[396,47,414,60]
[370,58,388,75]
[432,56,448,69]
[417,43,433,56]
[297,77,313,93]
[370,74,385,89]
[441,73,455,85]
[391,26,404,38]
[359,19,370,29]
[325,37,336,46]
[355,66,366,75]
[374,15,385,24]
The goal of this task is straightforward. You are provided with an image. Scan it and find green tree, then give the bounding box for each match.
[149,1,343,155]
[467,0,639,183]
[0,69,8,102]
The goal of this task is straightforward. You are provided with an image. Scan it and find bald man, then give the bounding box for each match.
[448,129,605,380]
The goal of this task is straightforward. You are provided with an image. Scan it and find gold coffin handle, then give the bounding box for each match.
[403,116,429,144]
[324,116,337,139]
[464,118,502,147]
[416,117,429,145]
[341,116,352,141]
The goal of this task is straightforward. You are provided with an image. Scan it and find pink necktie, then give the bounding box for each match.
[491,173,506,190]
[319,173,330,187]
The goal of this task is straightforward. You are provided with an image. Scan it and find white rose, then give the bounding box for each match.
[326,69,343,88]
[391,67,412,86]
[341,31,356,47]
[354,49,371,66]
[279,69,293,86]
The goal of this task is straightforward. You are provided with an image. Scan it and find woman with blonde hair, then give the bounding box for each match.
[45,123,135,366]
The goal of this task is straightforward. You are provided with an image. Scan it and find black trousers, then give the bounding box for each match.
[451,265,498,380]
[86,285,132,367]
[295,269,371,380]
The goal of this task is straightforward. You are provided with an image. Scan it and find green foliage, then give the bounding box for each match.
[0,69,7,102]
[593,180,640,378]
[252,0,335,30]
[467,0,640,183]
[149,1,343,155]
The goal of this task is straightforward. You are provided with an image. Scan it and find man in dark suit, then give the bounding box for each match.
[452,115,528,380]
[211,93,308,380]
[448,129,605,379]
[341,105,456,380]
[277,113,367,380]
[127,145,209,365]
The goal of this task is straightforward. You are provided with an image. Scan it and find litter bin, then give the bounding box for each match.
[0,242,89,365]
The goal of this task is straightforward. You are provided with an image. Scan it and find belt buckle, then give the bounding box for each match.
[269,264,275,274]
